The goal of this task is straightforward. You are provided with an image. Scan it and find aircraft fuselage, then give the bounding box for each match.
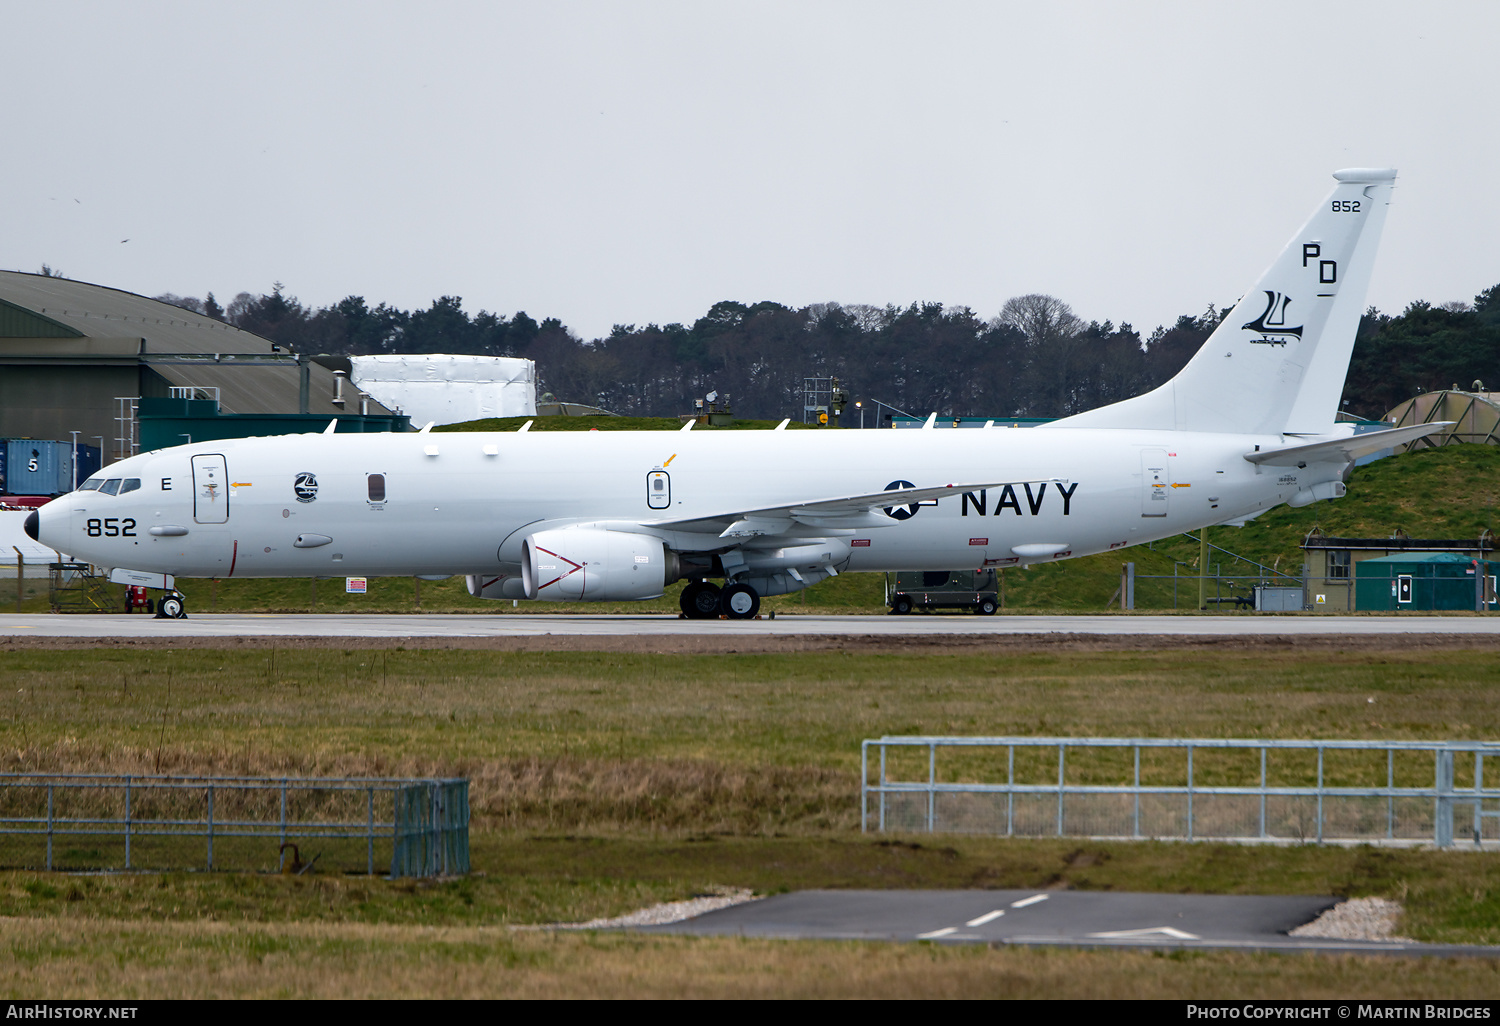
[33,426,1324,580]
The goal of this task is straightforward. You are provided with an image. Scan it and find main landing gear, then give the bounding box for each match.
[679,580,761,620]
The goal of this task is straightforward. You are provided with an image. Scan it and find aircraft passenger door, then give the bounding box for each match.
[1141,449,1170,517]
[646,470,671,510]
[192,454,229,524]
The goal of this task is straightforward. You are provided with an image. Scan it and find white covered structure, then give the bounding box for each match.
[349,355,537,427]
[1,510,63,575]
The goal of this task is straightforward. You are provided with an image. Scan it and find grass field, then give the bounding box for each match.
[4,639,1500,997]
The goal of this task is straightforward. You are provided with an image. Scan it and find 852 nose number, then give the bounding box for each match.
[86,518,136,537]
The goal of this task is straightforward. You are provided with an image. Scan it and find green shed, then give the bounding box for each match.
[1354,552,1499,611]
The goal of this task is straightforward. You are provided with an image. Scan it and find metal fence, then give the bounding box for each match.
[0,774,469,876]
[862,737,1500,848]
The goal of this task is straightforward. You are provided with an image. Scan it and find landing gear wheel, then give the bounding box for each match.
[977,598,998,615]
[680,580,723,620]
[719,583,760,619]
[156,591,187,619]
[892,596,913,615]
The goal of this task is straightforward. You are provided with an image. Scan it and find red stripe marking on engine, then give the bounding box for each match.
[535,546,585,593]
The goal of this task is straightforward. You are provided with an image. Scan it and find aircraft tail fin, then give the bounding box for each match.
[1048,168,1396,435]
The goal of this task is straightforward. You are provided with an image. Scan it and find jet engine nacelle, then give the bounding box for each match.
[521,528,674,601]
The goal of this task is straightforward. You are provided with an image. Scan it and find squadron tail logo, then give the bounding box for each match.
[1241,290,1303,346]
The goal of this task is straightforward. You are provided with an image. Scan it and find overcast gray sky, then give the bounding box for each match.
[5,0,1497,341]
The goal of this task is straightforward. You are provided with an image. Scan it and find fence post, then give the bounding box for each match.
[280,779,287,856]
[878,744,887,833]
[206,785,214,871]
[1187,745,1194,841]
[860,742,868,834]
[1123,562,1135,611]
[1133,746,1141,839]
[368,787,375,874]
[1387,748,1395,840]
[1436,748,1455,848]
[432,782,442,876]
[1007,745,1014,837]
[46,784,53,871]
[1260,747,1268,839]
[124,777,132,870]
[1474,753,1484,847]
[927,742,936,834]
[1317,746,1325,843]
[1056,744,1065,837]
[14,548,23,613]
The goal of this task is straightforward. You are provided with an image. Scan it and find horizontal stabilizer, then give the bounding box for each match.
[1244,423,1451,467]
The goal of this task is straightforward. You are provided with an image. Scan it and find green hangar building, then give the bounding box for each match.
[0,271,405,471]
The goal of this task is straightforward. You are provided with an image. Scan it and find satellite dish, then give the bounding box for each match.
[706,391,718,404]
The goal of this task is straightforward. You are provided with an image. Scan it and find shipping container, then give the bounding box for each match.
[74,444,101,485]
[1354,552,1499,611]
[3,439,78,497]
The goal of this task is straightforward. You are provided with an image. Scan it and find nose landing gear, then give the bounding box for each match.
[154,590,188,619]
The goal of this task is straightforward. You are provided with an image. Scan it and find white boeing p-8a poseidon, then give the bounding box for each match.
[28,168,1444,620]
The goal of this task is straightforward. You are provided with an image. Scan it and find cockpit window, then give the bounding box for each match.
[98,479,122,496]
[119,478,141,494]
[79,478,103,491]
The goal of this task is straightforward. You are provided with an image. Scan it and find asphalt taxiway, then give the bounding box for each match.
[5,612,1500,639]
[642,890,1500,957]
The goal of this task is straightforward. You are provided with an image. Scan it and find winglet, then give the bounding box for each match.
[681,419,695,432]
[517,420,533,433]
[922,413,936,430]
[774,419,790,431]
[418,421,435,434]
[323,420,338,435]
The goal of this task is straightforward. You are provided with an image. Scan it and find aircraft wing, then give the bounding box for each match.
[650,480,1059,538]
[1244,423,1452,467]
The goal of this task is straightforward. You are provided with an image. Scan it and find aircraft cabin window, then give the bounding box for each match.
[79,478,103,491]
[119,479,142,495]
[368,474,386,502]
[99,479,123,496]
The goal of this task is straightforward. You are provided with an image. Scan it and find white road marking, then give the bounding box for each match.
[1010,894,1049,908]
[966,909,1005,927]
[916,927,958,939]
[1088,927,1201,940]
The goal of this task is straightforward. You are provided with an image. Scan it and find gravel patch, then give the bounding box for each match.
[555,888,760,930]
[1290,897,1414,942]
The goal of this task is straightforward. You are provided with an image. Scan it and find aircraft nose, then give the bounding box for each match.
[24,510,39,541]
